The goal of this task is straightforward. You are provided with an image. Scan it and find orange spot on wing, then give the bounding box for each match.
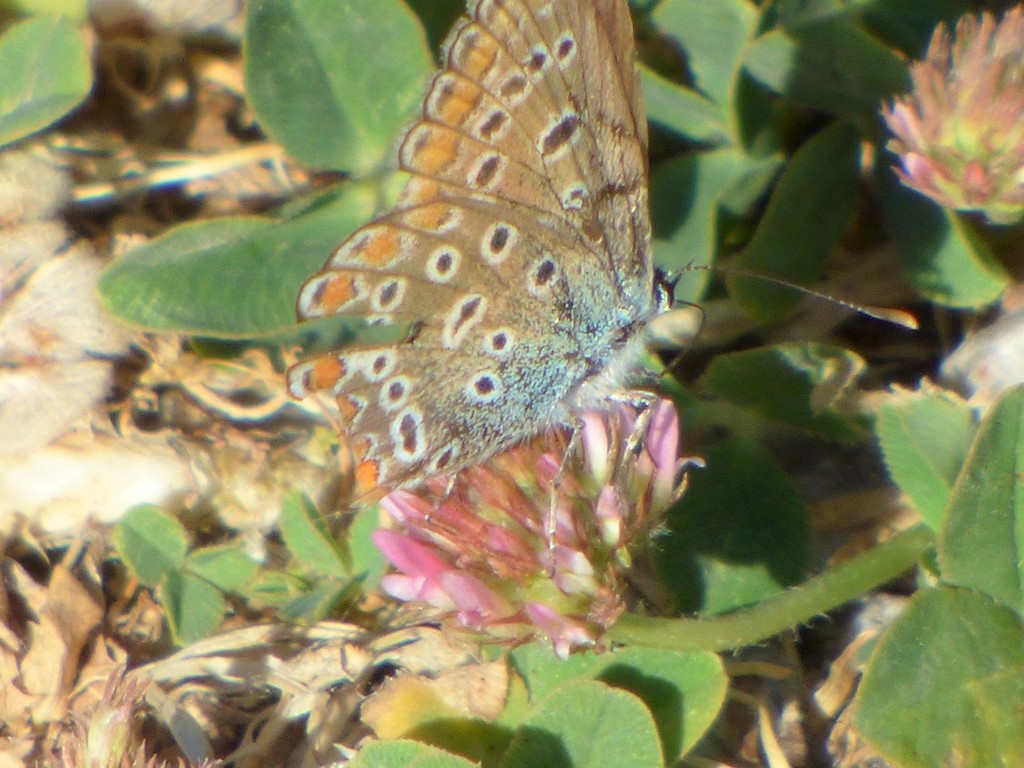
[435,78,481,126]
[336,395,362,422]
[354,459,381,497]
[350,436,372,461]
[318,274,359,312]
[400,178,441,206]
[358,229,400,266]
[461,34,499,79]
[406,202,451,231]
[310,357,347,390]
[411,129,459,173]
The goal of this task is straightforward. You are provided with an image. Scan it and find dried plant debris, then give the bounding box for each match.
[0,245,132,456]
[0,151,132,457]
[91,624,501,766]
[90,0,245,39]
[0,151,70,225]
[941,305,1024,404]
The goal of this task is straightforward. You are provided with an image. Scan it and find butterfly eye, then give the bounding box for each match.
[653,267,677,313]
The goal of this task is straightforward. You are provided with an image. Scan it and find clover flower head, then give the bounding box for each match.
[372,399,702,658]
[882,6,1024,223]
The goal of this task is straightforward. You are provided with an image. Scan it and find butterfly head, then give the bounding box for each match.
[653,267,677,315]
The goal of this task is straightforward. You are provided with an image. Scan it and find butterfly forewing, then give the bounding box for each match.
[289,0,654,493]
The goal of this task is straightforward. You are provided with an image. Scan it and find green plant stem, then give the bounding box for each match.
[608,524,934,651]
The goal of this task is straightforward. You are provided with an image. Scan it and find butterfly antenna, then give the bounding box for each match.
[678,263,919,330]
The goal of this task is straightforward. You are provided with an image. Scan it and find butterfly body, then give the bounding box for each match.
[288,0,656,492]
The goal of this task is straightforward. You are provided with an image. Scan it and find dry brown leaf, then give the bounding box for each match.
[44,560,104,674]
[360,661,509,740]
[17,557,103,728]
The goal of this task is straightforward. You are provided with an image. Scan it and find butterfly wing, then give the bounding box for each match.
[289,0,652,491]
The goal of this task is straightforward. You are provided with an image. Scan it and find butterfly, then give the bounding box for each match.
[288,0,662,496]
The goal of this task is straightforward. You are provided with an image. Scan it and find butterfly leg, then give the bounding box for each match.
[421,473,460,525]
[609,389,659,486]
[614,390,700,508]
[544,389,660,547]
[543,419,586,549]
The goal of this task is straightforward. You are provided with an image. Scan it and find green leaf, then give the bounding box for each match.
[731,122,860,321]
[159,570,227,645]
[876,162,1008,309]
[348,504,389,590]
[875,393,975,531]
[244,0,431,173]
[853,587,1024,768]
[509,645,726,764]
[700,343,867,440]
[278,578,359,623]
[279,492,349,578]
[940,386,1024,614]
[652,148,780,303]
[185,541,261,593]
[862,0,965,54]
[593,648,725,762]
[98,183,379,337]
[653,0,758,113]
[770,0,877,26]
[349,739,478,768]
[743,18,908,118]
[242,569,306,609]
[404,0,463,53]
[0,15,91,148]
[503,680,662,768]
[113,505,188,588]
[3,0,87,18]
[505,644,613,717]
[641,65,728,145]
[657,436,810,615]
[100,216,270,334]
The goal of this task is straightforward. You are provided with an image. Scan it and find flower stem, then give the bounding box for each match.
[608,524,934,651]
